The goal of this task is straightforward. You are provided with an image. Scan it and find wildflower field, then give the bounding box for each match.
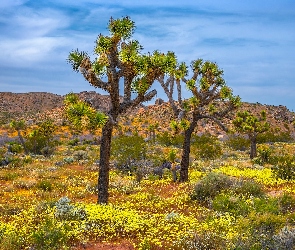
[1,126,295,249]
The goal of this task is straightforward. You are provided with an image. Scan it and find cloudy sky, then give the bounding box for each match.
[0,0,295,110]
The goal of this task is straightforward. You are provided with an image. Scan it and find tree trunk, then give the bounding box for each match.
[180,124,196,182]
[98,120,113,204]
[250,136,257,159]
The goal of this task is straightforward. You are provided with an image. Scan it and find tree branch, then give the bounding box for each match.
[80,58,110,92]
[201,115,229,132]
[119,89,157,113]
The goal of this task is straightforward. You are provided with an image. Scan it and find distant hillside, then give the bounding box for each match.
[0,91,295,137]
[0,91,111,124]
[126,100,295,139]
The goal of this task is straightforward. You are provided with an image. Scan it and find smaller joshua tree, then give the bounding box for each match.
[10,119,28,154]
[158,59,241,181]
[233,110,270,159]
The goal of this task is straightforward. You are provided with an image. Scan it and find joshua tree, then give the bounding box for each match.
[233,110,270,159]
[158,59,241,181]
[67,16,176,203]
[148,122,159,142]
[10,119,28,154]
[64,92,107,134]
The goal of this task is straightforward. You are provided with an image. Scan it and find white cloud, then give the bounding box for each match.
[0,37,69,65]
[0,0,27,9]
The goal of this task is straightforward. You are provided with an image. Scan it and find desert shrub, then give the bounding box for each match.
[225,135,250,151]
[6,156,24,168]
[271,154,295,180]
[111,134,147,171]
[63,157,74,164]
[0,172,18,181]
[234,212,286,249]
[156,131,184,147]
[0,146,6,158]
[40,146,54,157]
[72,150,88,161]
[190,172,234,203]
[212,193,250,216]
[31,217,70,250]
[14,179,36,189]
[278,193,295,213]
[272,226,295,250]
[144,146,166,166]
[257,130,293,143]
[67,138,79,146]
[174,230,227,250]
[191,133,222,160]
[253,197,280,214]
[233,179,265,198]
[23,155,33,164]
[36,180,53,192]
[25,119,57,156]
[54,197,86,221]
[252,144,273,165]
[0,231,25,250]
[7,142,23,154]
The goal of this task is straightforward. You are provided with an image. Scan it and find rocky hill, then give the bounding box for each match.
[126,100,295,139]
[0,91,295,137]
[0,91,111,125]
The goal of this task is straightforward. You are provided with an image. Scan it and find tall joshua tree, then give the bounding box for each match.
[158,59,241,181]
[233,110,270,159]
[68,17,176,204]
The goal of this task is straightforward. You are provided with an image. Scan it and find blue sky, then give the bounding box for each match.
[0,0,295,110]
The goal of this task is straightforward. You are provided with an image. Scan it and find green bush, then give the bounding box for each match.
[279,193,295,213]
[31,217,70,250]
[212,193,250,216]
[111,134,147,171]
[234,212,286,249]
[257,130,293,143]
[36,180,53,192]
[225,135,250,151]
[271,154,295,180]
[156,131,184,147]
[25,119,57,156]
[72,150,88,161]
[252,144,273,165]
[190,172,234,203]
[253,197,280,214]
[67,138,79,146]
[191,133,223,160]
[7,142,23,154]
[0,172,18,181]
[233,179,265,198]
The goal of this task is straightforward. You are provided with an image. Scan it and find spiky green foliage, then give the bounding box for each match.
[233,110,270,134]
[9,119,28,154]
[64,93,107,133]
[233,110,270,159]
